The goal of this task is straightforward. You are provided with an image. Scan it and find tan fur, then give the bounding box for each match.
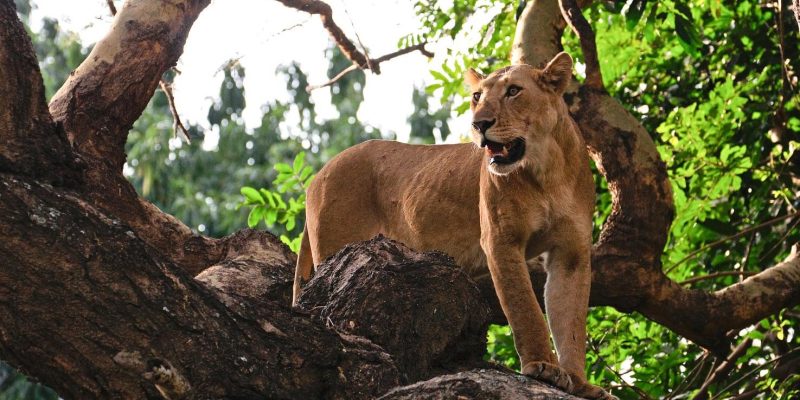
[293,53,612,399]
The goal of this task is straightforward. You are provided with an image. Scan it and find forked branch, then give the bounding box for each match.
[307,42,433,91]
[276,0,433,88]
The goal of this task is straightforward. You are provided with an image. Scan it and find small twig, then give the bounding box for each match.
[277,0,433,86]
[558,0,604,89]
[159,80,191,143]
[739,232,756,281]
[679,271,757,286]
[106,0,189,143]
[709,352,789,400]
[306,42,433,92]
[759,216,800,263]
[665,211,800,274]
[729,388,760,400]
[666,352,711,399]
[106,0,117,16]
[693,338,752,400]
[340,1,374,71]
[588,341,654,400]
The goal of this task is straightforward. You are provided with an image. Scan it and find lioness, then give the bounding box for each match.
[293,52,611,399]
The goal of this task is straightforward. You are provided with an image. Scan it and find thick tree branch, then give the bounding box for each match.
[103,0,190,143]
[49,0,211,171]
[39,0,235,275]
[558,0,603,89]
[0,0,80,185]
[0,174,402,398]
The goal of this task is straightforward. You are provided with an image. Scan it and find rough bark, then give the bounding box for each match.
[0,174,567,398]
[0,1,80,186]
[379,369,583,400]
[512,0,800,353]
[297,236,491,382]
[0,173,411,399]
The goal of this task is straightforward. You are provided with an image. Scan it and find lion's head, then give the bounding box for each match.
[465,52,574,176]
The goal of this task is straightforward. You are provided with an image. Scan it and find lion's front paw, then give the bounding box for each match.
[571,381,618,400]
[521,361,573,392]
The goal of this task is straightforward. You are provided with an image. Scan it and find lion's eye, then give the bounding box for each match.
[506,85,522,97]
[472,92,481,102]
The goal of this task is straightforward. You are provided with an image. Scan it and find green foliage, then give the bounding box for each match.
[485,324,519,370]
[408,86,452,143]
[240,152,315,252]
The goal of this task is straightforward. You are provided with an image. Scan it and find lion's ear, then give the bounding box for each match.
[464,68,484,91]
[540,52,573,93]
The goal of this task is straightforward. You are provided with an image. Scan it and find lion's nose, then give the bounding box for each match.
[472,119,496,135]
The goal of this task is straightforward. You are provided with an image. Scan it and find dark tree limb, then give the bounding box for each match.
[275,0,372,70]
[558,0,603,89]
[0,0,80,186]
[0,174,404,399]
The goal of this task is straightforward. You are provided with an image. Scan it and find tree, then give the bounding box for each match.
[0,0,798,399]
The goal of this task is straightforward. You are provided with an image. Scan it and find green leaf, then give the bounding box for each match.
[275,163,292,174]
[266,208,278,225]
[300,165,313,181]
[241,186,264,205]
[430,70,447,82]
[624,0,647,31]
[293,152,306,172]
[425,83,442,93]
[674,4,701,56]
[247,206,263,228]
[262,189,277,208]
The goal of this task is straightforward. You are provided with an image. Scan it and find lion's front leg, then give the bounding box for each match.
[544,245,590,379]
[482,239,573,389]
[545,245,615,399]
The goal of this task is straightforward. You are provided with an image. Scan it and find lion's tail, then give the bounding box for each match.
[292,225,313,307]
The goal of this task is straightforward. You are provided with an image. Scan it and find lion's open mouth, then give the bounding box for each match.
[482,137,525,165]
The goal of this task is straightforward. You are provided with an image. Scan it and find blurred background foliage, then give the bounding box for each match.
[5,0,800,399]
